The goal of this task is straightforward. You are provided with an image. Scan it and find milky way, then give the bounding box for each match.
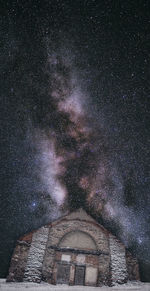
[30,46,111,213]
[27,42,149,259]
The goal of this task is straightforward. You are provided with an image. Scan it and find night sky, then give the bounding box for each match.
[0,0,150,281]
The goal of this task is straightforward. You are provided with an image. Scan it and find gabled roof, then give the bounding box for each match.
[64,207,96,223]
[51,208,109,235]
[19,208,110,242]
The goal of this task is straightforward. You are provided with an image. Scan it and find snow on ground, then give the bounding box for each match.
[0,279,150,291]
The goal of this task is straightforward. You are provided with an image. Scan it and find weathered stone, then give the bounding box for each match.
[109,234,128,285]
[126,250,140,281]
[85,266,98,286]
[98,254,110,286]
[6,240,31,282]
[24,226,49,283]
[7,208,140,287]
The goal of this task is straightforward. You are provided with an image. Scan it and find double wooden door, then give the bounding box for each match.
[56,263,85,285]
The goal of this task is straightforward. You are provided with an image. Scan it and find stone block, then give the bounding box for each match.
[85,266,98,285]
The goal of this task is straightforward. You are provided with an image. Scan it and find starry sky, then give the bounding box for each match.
[0,0,150,281]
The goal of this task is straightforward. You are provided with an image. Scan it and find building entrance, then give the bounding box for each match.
[56,263,70,284]
[74,265,85,285]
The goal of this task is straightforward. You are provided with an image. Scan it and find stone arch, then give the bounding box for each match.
[47,220,109,253]
[58,230,97,250]
[42,219,110,285]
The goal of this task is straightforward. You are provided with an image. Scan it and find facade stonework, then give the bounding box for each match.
[7,233,32,282]
[126,250,140,281]
[7,208,140,286]
[109,234,127,284]
[24,226,49,282]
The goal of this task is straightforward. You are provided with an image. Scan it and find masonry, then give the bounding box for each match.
[7,208,140,287]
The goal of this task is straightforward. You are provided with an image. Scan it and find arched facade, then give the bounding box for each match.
[7,208,140,286]
[42,214,110,286]
[44,229,100,285]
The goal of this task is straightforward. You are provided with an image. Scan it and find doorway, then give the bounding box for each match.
[74,265,85,285]
[56,263,70,284]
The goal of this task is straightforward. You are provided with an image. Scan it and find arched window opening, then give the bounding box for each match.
[58,230,97,251]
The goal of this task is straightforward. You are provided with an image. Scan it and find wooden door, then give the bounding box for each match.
[74,265,85,285]
[56,263,70,284]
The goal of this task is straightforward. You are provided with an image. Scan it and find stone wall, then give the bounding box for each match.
[98,253,110,286]
[42,219,110,285]
[6,209,140,286]
[46,219,110,253]
[6,233,32,282]
[42,247,55,283]
[24,226,49,283]
[126,250,140,281]
[109,234,127,285]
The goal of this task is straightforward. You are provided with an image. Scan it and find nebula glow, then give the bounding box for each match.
[29,47,123,233]
[24,45,148,267]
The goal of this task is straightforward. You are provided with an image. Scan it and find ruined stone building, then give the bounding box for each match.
[7,208,140,286]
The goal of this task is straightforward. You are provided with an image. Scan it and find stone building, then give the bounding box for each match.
[7,208,140,286]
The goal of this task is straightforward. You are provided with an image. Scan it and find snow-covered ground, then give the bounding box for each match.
[0,279,150,291]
